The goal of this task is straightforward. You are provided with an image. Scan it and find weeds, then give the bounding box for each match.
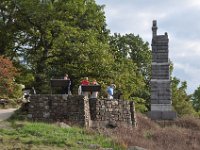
[98,113,200,150]
[144,130,153,139]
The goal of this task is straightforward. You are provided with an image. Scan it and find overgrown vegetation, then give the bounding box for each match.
[98,113,200,150]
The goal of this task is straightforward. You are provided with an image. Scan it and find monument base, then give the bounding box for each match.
[147,111,177,120]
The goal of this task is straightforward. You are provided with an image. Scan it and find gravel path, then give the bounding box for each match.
[0,108,17,121]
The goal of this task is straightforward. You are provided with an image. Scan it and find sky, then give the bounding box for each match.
[96,0,200,94]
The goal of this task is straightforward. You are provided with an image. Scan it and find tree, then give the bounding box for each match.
[109,33,151,78]
[0,55,20,98]
[109,33,151,108]
[171,77,196,116]
[192,85,200,112]
[0,0,20,57]
[0,0,112,93]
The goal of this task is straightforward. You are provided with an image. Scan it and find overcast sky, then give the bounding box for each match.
[96,0,200,94]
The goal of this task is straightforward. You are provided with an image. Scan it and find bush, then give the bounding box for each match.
[0,55,20,98]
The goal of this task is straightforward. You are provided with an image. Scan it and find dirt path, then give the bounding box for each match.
[0,108,17,121]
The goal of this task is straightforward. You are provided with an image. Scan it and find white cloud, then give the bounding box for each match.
[187,0,200,8]
[173,62,200,94]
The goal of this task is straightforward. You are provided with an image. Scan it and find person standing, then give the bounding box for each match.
[81,77,90,85]
[80,77,90,97]
[106,84,116,99]
[63,74,71,94]
[90,79,99,98]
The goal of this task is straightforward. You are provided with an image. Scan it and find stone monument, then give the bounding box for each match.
[148,20,177,120]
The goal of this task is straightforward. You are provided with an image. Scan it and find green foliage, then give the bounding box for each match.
[192,85,200,112]
[9,83,23,99]
[109,33,151,78]
[109,33,151,103]
[16,67,35,88]
[109,58,141,99]
[0,0,112,93]
[0,0,152,101]
[130,97,148,113]
[172,77,197,117]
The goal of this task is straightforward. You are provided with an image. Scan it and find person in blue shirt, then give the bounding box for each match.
[106,84,116,99]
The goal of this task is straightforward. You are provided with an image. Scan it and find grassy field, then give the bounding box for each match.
[0,120,124,150]
[2,109,200,150]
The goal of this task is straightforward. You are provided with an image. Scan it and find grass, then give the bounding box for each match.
[0,120,124,150]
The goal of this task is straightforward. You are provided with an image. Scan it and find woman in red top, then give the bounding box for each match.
[78,77,90,96]
[81,77,89,85]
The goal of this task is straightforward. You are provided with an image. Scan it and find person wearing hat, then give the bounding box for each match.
[106,84,116,99]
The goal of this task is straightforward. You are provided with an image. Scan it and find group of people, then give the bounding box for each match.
[63,74,117,99]
[78,77,99,98]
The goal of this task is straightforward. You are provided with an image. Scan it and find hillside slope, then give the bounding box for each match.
[99,113,200,150]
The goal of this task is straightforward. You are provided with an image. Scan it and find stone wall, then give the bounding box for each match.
[28,95,88,126]
[89,98,136,128]
[27,95,136,128]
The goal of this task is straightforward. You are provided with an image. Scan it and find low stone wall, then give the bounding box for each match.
[27,95,136,128]
[28,95,88,126]
[89,98,136,127]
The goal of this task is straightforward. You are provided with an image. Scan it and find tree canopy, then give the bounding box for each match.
[0,0,151,99]
[0,0,113,93]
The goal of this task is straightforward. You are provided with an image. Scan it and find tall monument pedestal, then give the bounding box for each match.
[148,20,176,120]
[148,111,176,120]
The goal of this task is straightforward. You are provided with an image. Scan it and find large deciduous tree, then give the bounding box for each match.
[0,0,112,93]
[1,0,170,115]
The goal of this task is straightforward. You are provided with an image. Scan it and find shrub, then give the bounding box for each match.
[0,55,20,98]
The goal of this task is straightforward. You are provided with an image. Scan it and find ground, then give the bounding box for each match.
[0,108,16,121]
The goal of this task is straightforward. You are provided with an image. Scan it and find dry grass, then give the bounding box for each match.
[98,113,200,150]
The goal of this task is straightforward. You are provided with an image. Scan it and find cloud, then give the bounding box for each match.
[96,0,200,94]
[173,62,200,94]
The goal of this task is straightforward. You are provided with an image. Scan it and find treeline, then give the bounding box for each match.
[0,0,199,116]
